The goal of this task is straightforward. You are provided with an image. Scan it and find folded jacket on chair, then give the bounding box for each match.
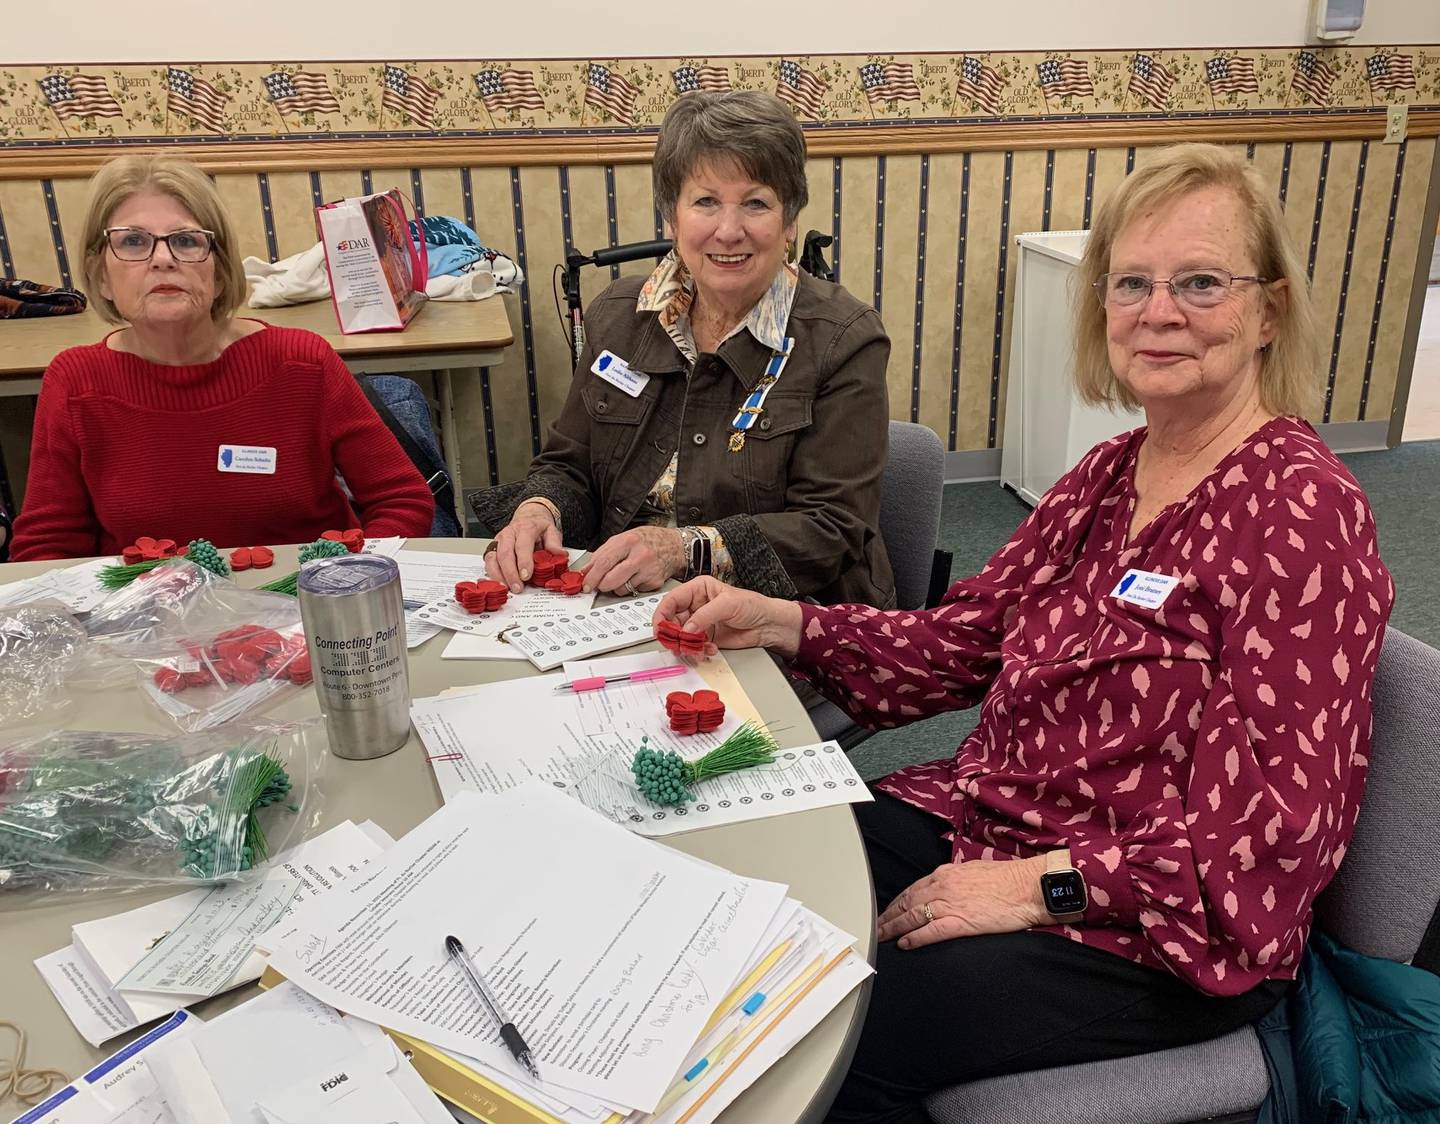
[0,279,87,318]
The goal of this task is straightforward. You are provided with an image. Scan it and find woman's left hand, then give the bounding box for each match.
[876,855,1051,949]
[582,526,687,595]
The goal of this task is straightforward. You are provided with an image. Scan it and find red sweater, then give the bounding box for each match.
[12,325,435,561]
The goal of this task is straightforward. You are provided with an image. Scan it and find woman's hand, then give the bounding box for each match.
[876,854,1051,950]
[487,501,565,592]
[582,527,686,595]
[652,578,805,659]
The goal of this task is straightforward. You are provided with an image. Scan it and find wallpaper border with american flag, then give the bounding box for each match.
[2,47,1436,144]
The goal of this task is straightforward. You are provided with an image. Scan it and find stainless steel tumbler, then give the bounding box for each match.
[297,554,410,760]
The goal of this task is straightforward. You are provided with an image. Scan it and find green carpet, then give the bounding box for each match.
[849,439,1440,782]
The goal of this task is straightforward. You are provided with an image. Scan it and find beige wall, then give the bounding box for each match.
[4,0,1438,63]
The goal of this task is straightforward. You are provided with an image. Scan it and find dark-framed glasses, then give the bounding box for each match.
[103,227,216,263]
[1093,268,1270,310]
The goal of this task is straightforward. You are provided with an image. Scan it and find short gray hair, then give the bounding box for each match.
[653,91,809,225]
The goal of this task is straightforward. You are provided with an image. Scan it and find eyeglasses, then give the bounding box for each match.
[1093,268,1270,310]
[103,227,216,263]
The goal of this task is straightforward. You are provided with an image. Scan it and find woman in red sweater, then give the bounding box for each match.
[11,155,434,561]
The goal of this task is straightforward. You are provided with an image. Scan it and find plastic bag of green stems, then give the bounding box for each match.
[0,720,327,900]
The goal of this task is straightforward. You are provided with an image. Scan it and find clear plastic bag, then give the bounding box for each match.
[0,720,326,897]
[79,559,312,731]
[0,599,87,732]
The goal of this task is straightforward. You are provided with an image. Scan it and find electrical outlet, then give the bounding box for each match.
[1385,104,1408,144]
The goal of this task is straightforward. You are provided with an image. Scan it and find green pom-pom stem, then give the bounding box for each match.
[629,723,778,807]
[257,539,352,597]
[99,539,230,589]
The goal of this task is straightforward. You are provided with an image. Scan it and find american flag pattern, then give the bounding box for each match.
[167,68,229,133]
[37,73,123,120]
[775,59,828,120]
[264,72,340,116]
[1128,54,1175,111]
[1365,53,1416,93]
[475,69,544,112]
[1037,58,1095,99]
[860,61,922,105]
[382,65,439,129]
[584,64,638,125]
[955,56,1006,115]
[1291,51,1337,106]
[794,418,1393,996]
[672,65,732,95]
[1205,56,1259,96]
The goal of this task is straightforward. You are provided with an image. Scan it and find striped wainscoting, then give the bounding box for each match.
[0,133,1437,504]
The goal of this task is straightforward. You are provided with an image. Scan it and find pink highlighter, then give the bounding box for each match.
[555,664,689,693]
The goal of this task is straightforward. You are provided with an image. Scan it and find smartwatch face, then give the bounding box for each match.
[1041,870,1087,916]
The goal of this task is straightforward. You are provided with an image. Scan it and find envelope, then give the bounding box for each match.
[252,1041,443,1122]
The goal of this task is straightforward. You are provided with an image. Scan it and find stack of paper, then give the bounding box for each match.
[35,820,392,1047]
[263,783,872,1122]
[410,652,872,836]
[0,557,112,615]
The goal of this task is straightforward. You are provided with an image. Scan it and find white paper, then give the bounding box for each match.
[503,593,667,670]
[0,558,112,614]
[411,661,871,835]
[13,1010,201,1124]
[411,665,741,804]
[267,784,789,1113]
[362,536,408,558]
[409,581,596,639]
[54,822,387,1037]
[255,1039,448,1124]
[440,629,527,660]
[405,609,445,649]
[116,878,301,996]
[394,549,490,607]
[34,946,145,1047]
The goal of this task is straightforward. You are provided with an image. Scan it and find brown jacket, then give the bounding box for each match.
[471,271,895,607]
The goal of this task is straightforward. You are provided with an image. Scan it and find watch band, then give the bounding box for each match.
[682,527,712,580]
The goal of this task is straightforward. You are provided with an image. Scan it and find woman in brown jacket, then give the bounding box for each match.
[474,91,895,608]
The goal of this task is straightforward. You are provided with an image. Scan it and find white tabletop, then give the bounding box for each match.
[0,539,874,1123]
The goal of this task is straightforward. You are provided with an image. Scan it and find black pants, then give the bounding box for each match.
[827,792,1288,1124]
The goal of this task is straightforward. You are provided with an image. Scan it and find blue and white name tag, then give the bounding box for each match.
[1111,568,1180,609]
[591,350,650,398]
[217,445,277,474]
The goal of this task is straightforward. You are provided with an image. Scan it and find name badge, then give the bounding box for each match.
[1111,568,1180,609]
[591,350,650,398]
[217,445,277,474]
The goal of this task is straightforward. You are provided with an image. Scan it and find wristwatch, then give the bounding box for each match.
[680,527,712,581]
[1040,849,1088,922]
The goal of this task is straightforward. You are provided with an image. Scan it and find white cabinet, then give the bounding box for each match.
[1000,231,1143,506]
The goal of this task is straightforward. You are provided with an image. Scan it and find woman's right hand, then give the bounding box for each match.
[487,501,565,592]
[652,578,805,660]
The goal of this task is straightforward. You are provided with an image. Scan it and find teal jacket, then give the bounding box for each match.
[1258,931,1440,1123]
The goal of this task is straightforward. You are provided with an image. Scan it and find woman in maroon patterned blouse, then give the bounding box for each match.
[655,144,1394,1123]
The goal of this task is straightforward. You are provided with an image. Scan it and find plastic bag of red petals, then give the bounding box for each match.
[80,560,312,732]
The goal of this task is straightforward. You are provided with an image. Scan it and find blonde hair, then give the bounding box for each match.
[1072,143,1319,417]
[81,154,246,324]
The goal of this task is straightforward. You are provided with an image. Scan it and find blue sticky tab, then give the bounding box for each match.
[742,991,766,1016]
[684,1058,710,1081]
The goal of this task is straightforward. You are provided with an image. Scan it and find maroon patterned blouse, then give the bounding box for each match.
[794,416,1393,995]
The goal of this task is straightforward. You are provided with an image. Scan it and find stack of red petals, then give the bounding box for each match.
[665,690,725,734]
[321,528,366,553]
[527,549,571,586]
[455,579,509,614]
[121,537,181,565]
[656,620,707,656]
[542,570,586,596]
[228,546,275,571]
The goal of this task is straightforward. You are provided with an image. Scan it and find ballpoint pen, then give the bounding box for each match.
[553,664,688,692]
[444,934,542,1082]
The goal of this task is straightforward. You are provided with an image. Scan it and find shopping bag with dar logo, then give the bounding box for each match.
[317,188,428,333]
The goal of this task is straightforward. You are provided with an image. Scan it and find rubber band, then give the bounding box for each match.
[0,1020,67,1108]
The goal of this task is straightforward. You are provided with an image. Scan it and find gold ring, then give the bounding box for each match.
[623,578,639,596]
[922,902,934,924]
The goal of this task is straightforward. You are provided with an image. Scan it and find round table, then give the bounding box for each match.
[0,539,875,1123]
